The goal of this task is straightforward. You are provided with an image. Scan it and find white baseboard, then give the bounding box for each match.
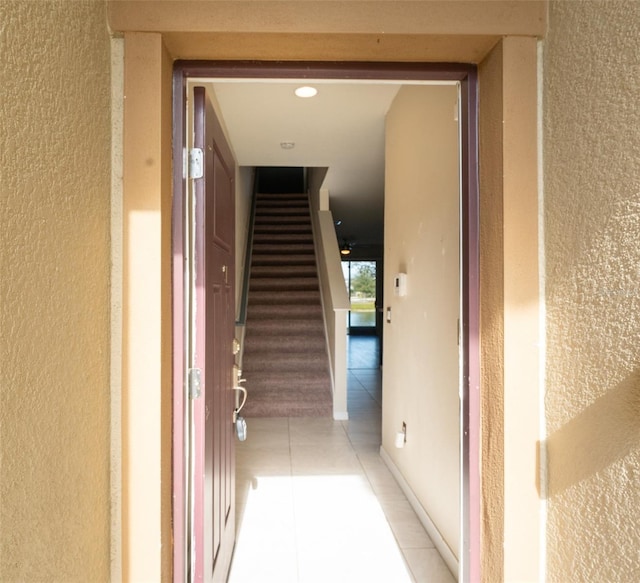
[379,446,459,579]
[333,411,349,421]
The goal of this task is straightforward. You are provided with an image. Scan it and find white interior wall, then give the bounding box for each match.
[235,165,254,315]
[382,84,461,559]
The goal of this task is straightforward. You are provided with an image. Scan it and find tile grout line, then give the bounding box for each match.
[348,356,420,582]
[350,429,420,583]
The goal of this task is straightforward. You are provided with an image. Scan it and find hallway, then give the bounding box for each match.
[229,336,455,582]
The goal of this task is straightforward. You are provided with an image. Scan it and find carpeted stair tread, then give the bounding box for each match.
[252,243,315,255]
[252,245,315,255]
[251,262,318,270]
[248,290,321,304]
[253,244,314,253]
[251,254,316,267]
[255,204,309,214]
[243,353,330,373]
[253,233,314,244]
[254,225,313,236]
[254,215,311,224]
[244,406,332,418]
[257,192,309,205]
[243,372,332,392]
[243,334,326,354]
[247,303,323,320]
[243,383,333,417]
[242,398,332,418]
[256,208,310,217]
[244,318,325,335]
[251,264,319,278]
[249,278,319,292]
[245,394,331,404]
[253,231,313,240]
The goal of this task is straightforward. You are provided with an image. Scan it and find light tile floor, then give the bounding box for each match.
[228,336,455,583]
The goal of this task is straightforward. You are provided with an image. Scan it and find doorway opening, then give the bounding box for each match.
[342,260,379,335]
[172,61,479,583]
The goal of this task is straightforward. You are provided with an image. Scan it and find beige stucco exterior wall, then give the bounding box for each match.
[383,85,461,560]
[108,2,545,581]
[544,1,640,581]
[0,1,112,581]
[478,40,506,583]
[0,0,553,580]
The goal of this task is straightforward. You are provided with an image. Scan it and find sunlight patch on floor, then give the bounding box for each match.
[229,474,413,583]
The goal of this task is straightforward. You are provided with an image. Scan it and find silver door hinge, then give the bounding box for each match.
[188,368,202,399]
[189,148,204,179]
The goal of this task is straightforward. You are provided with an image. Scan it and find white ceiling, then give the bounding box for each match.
[211,80,403,248]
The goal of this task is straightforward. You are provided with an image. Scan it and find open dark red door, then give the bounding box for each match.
[192,85,236,583]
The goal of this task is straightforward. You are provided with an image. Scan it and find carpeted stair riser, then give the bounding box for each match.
[257,193,308,201]
[249,277,319,292]
[255,215,310,224]
[247,303,323,320]
[245,404,332,418]
[252,254,316,267]
[256,210,309,218]
[253,226,313,237]
[242,394,332,418]
[251,264,318,278]
[252,243,315,255]
[243,374,332,393]
[246,389,331,403]
[243,353,329,374]
[242,191,333,418]
[253,233,314,244]
[244,334,326,355]
[253,244,314,253]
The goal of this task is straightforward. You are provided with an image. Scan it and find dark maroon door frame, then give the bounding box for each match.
[172,61,479,583]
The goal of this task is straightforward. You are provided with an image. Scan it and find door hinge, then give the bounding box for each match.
[188,368,202,399]
[189,148,204,179]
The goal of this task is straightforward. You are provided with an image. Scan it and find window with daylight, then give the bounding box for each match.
[341,261,377,333]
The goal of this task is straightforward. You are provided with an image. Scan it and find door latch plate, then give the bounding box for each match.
[189,148,204,179]
[188,368,202,399]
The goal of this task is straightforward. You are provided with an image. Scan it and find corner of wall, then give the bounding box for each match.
[478,35,543,583]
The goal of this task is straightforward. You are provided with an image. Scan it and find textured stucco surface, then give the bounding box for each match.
[544,1,640,581]
[478,40,505,583]
[0,1,112,581]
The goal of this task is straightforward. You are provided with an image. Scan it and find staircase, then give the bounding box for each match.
[241,192,334,417]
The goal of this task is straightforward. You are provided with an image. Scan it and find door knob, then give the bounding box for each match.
[233,385,248,442]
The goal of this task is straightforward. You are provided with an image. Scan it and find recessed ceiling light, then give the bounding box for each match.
[280,142,295,149]
[295,86,318,98]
